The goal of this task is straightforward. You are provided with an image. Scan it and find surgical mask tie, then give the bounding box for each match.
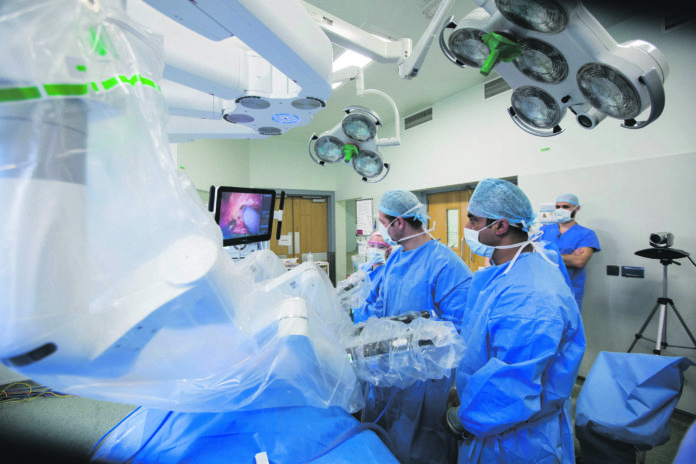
[378,203,431,245]
[502,229,559,275]
[465,220,542,268]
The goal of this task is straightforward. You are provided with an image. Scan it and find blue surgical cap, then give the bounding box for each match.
[469,178,535,230]
[556,193,579,206]
[379,190,430,223]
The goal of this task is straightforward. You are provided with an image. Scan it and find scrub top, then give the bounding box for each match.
[354,239,473,464]
[456,252,585,463]
[541,223,600,310]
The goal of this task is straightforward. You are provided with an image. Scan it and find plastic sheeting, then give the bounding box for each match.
[0,0,361,413]
[90,406,400,464]
[576,351,695,448]
[345,312,465,389]
[336,269,372,313]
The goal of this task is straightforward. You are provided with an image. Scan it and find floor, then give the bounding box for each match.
[0,379,694,463]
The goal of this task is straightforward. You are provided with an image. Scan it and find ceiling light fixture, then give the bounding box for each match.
[439,0,668,136]
[308,69,400,182]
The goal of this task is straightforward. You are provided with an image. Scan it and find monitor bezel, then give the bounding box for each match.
[214,186,276,247]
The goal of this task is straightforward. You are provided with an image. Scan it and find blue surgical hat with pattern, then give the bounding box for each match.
[379,190,430,224]
[556,193,579,206]
[468,178,536,231]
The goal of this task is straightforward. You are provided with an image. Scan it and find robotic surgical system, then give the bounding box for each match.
[0,1,464,460]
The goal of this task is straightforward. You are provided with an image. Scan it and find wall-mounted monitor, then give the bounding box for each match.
[212,186,276,247]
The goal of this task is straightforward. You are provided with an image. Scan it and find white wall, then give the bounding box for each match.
[178,138,251,190]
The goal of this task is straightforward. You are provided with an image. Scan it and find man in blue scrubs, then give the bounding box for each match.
[354,190,473,464]
[442,178,585,463]
[540,193,601,311]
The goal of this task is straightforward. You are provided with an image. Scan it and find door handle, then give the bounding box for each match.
[460,237,464,260]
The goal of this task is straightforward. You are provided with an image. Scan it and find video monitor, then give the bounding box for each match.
[213,187,276,247]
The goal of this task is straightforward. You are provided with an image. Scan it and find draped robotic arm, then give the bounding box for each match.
[0,0,463,413]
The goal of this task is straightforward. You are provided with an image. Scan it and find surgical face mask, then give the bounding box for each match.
[464,220,499,258]
[555,207,575,223]
[367,247,386,264]
[377,220,398,246]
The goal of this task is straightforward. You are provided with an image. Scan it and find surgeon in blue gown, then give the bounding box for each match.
[442,178,585,464]
[353,190,473,464]
[540,193,601,311]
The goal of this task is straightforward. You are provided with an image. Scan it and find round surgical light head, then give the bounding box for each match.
[495,0,568,34]
[577,63,641,119]
[258,127,281,136]
[352,151,384,178]
[291,97,325,110]
[237,96,271,109]
[513,38,568,84]
[314,135,345,163]
[223,113,254,124]
[511,86,562,129]
[449,28,489,67]
[342,111,378,142]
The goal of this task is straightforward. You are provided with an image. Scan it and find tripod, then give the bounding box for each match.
[628,248,696,354]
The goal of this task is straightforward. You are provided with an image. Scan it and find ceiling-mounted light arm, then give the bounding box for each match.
[438,17,467,68]
[399,0,455,79]
[354,69,401,146]
[621,69,665,130]
[362,163,390,183]
[507,107,564,137]
[303,2,410,64]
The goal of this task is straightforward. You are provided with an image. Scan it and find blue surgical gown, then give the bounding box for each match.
[540,223,601,311]
[355,239,473,464]
[455,252,585,464]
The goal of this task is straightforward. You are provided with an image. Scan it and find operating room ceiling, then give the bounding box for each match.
[283,0,670,144]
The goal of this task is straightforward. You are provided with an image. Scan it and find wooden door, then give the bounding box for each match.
[427,190,487,272]
[270,197,328,262]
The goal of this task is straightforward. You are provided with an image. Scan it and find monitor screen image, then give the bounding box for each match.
[213,187,276,247]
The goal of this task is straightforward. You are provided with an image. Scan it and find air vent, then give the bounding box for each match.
[662,11,696,33]
[405,107,433,130]
[484,77,511,99]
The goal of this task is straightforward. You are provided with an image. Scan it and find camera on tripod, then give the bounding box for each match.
[649,232,674,248]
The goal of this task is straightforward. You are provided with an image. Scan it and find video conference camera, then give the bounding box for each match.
[649,232,674,248]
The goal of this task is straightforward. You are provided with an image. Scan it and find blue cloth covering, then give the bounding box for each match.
[455,252,585,463]
[90,406,400,464]
[535,239,572,289]
[354,239,472,464]
[673,421,696,464]
[540,222,600,311]
[575,352,695,448]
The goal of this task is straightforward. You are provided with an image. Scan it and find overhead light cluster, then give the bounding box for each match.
[308,105,390,182]
[439,0,668,136]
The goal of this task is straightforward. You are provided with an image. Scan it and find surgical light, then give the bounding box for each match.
[495,0,568,34]
[513,38,568,84]
[342,110,378,141]
[448,28,489,67]
[510,86,564,130]
[308,105,390,182]
[439,0,668,136]
[577,63,641,119]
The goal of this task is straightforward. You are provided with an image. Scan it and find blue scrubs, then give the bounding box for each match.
[355,239,473,464]
[541,223,600,311]
[455,252,585,463]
